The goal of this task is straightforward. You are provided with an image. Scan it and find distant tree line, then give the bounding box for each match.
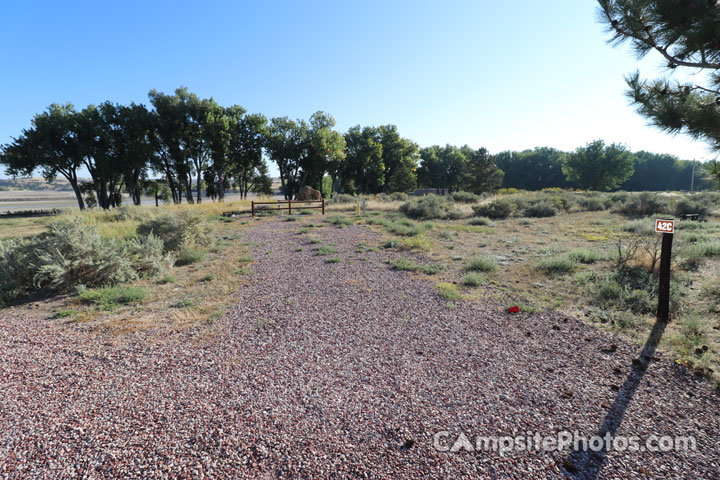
[496,141,713,192]
[0,87,716,210]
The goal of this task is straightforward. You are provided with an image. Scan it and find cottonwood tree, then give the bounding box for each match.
[459,146,503,194]
[342,126,384,194]
[377,125,418,193]
[563,139,635,191]
[266,112,345,199]
[495,147,569,190]
[599,0,720,154]
[0,103,86,209]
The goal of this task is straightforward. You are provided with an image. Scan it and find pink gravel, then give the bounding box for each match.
[0,218,718,479]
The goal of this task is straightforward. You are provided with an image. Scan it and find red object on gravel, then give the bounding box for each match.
[508,305,520,313]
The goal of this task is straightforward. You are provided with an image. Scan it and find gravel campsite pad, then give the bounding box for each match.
[1,218,718,479]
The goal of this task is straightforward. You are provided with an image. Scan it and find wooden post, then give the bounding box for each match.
[288,199,292,216]
[656,232,673,322]
[251,201,255,218]
[321,197,325,215]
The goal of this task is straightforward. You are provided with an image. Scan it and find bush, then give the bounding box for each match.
[126,234,175,276]
[137,211,213,252]
[612,192,670,216]
[389,192,409,202]
[522,202,557,218]
[32,218,137,292]
[328,193,356,204]
[399,195,462,219]
[578,197,608,212]
[472,199,515,219]
[464,257,497,273]
[674,198,710,219]
[451,191,480,203]
[78,285,148,309]
[175,247,206,266]
[536,256,578,275]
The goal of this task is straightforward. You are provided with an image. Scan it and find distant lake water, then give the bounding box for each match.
[0,191,280,212]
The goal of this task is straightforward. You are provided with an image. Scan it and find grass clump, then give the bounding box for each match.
[390,257,446,274]
[315,245,338,256]
[325,257,342,263]
[464,257,497,273]
[462,272,485,287]
[325,215,354,227]
[53,309,78,318]
[79,285,148,310]
[536,256,578,275]
[175,247,206,266]
[567,248,605,264]
[467,217,493,226]
[436,282,462,300]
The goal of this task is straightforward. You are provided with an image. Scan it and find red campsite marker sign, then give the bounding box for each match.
[654,219,674,234]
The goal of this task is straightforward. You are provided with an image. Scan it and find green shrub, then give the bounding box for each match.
[137,211,213,252]
[79,285,148,309]
[53,309,78,318]
[325,257,342,263]
[399,195,462,219]
[567,248,605,264]
[464,257,497,273]
[536,256,578,275]
[451,191,480,203]
[328,193,357,204]
[389,192,408,201]
[175,247,206,266]
[126,234,175,276]
[472,199,515,219]
[522,202,557,218]
[33,218,137,292]
[462,272,485,287]
[679,242,720,269]
[674,198,710,219]
[578,197,608,212]
[612,192,670,216]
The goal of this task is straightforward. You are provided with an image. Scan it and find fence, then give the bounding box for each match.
[251,199,325,218]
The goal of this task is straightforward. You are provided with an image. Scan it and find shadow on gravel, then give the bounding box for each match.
[562,319,669,480]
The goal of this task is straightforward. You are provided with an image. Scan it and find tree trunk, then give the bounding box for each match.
[64,174,85,210]
[217,172,225,202]
[196,172,202,204]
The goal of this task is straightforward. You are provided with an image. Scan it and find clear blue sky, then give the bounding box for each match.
[0,0,714,179]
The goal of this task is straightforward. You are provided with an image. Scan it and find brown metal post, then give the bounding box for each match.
[288,200,292,216]
[656,232,673,322]
[251,201,255,218]
[322,197,325,215]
